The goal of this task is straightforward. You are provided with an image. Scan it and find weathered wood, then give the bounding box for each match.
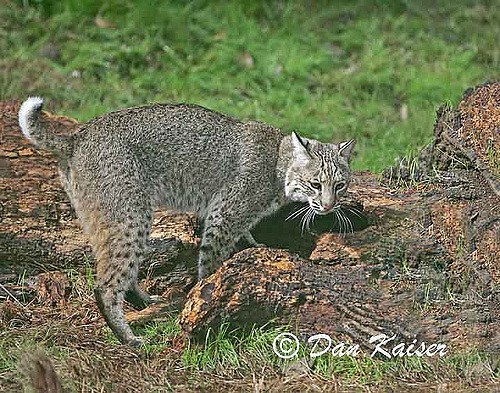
[125,301,174,325]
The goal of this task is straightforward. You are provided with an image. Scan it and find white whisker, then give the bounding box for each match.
[301,210,311,235]
[340,209,354,233]
[300,208,314,235]
[348,205,364,213]
[334,210,344,236]
[311,210,317,229]
[306,209,316,232]
[339,210,347,236]
[285,204,309,221]
[337,210,349,236]
[344,206,364,219]
[300,212,307,234]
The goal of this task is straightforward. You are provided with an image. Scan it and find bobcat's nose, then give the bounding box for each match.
[322,203,334,211]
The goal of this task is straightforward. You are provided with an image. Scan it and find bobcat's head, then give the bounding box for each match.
[285,132,355,215]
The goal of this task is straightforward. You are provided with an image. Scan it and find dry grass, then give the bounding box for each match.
[1,272,498,392]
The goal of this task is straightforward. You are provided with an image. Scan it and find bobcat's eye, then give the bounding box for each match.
[310,181,321,190]
[334,182,346,192]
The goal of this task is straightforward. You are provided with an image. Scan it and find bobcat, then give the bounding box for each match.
[19,97,355,346]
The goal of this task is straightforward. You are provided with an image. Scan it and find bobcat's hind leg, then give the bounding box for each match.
[83,202,152,346]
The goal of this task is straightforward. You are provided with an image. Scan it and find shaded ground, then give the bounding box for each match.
[1,84,499,392]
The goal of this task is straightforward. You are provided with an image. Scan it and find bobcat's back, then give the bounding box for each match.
[71,103,285,214]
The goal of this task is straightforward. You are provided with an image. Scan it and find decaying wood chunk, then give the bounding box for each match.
[180,248,306,333]
[459,83,500,178]
[179,247,421,351]
[37,271,70,306]
[0,298,30,327]
[125,300,174,325]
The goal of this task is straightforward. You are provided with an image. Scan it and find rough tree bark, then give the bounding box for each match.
[1,83,498,355]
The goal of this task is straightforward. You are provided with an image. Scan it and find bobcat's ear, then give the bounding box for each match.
[338,139,356,159]
[291,132,311,165]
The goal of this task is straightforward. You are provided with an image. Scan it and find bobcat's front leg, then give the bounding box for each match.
[198,183,272,279]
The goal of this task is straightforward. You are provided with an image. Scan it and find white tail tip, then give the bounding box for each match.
[19,96,44,139]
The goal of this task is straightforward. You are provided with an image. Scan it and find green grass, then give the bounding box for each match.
[109,317,496,386]
[138,320,500,386]
[1,313,498,391]
[0,333,70,373]
[134,318,498,386]
[1,0,498,171]
[181,323,285,371]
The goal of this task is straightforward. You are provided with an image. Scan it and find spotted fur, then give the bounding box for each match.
[19,98,355,346]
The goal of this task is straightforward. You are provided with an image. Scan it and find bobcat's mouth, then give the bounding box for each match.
[311,204,339,215]
[315,208,335,215]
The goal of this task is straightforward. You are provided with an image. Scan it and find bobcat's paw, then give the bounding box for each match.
[127,336,146,348]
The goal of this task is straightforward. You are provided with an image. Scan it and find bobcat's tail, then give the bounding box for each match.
[19,97,73,156]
